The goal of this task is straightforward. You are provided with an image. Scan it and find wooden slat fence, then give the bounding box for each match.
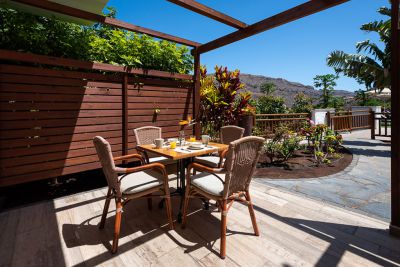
[0,50,194,186]
[254,113,309,137]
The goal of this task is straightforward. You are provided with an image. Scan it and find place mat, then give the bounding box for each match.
[174,145,216,154]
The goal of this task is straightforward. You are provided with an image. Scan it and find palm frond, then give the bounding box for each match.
[356,40,386,62]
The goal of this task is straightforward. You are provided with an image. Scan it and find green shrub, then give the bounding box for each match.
[0,7,193,74]
[256,95,287,114]
[263,125,303,163]
[291,92,314,114]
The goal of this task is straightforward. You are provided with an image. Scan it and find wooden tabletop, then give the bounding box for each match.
[138,141,228,160]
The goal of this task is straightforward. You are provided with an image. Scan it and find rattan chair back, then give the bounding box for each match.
[134,126,162,145]
[223,136,264,198]
[220,125,245,145]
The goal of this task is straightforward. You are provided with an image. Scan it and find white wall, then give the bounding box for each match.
[311,108,335,125]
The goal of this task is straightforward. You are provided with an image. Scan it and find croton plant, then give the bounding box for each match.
[199,65,254,138]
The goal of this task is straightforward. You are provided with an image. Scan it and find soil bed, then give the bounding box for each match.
[254,146,353,179]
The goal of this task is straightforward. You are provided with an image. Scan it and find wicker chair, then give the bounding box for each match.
[195,125,245,168]
[134,126,171,164]
[93,136,174,254]
[182,136,264,259]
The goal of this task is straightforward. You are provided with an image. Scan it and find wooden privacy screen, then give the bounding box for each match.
[0,50,194,186]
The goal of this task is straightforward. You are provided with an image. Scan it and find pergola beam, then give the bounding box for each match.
[390,0,400,237]
[196,0,349,54]
[167,0,247,29]
[12,0,201,47]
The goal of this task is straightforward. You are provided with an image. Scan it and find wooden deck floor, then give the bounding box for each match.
[1,180,400,267]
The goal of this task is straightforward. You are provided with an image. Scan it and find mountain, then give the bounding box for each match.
[239,73,354,107]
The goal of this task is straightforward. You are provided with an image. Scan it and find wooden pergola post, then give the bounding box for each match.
[390,0,400,237]
[193,49,201,138]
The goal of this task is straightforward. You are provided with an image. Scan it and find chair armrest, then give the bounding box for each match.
[218,149,229,168]
[119,163,169,184]
[113,153,144,165]
[136,147,150,164]
[187,162,225,174]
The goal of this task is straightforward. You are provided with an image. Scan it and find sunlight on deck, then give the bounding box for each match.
[1,181,399,267]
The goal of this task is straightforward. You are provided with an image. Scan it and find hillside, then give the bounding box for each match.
[239,73,354,107]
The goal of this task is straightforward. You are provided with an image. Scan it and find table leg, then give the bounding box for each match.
[177,158,187,223]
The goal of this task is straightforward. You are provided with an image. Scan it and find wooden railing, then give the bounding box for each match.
[254,113,309,137]
[373,112,391,139]
[328,109,372,132]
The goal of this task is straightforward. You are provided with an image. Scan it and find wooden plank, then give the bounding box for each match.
[0,50,194,80]
[9,0,200,47]
[167,0,247,29]
[0,117,123,129]
[196,0,349,54]
[0,64,122,81]
[0,125,122,140]
[0,131,122,149]
[0,83,191,97]
[0,111,189,121]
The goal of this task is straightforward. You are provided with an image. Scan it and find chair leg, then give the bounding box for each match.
[164,187,174,230]
[220,199,227,259]
[111,199,122,254]
[181,183,191,229]
[99,188,112,229]
[147,196,153,210]
[245,190,259,236]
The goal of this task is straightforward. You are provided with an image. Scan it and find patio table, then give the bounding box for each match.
[137,141,228,222]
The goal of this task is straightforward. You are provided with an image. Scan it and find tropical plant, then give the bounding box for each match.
[0,7,193,74]
[291,92,314,114]
[199,65,253,138]
[255,95,287,114]
[326,4,391,90]
[313,74,338,108]
[354,89,388,106]
[263,125,303,163]
[300,123,343,166]
[260,82,276,96]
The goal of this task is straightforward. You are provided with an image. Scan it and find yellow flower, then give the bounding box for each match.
[179,120,189,126]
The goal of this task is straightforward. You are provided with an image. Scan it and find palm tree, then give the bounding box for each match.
[327,6,391,91]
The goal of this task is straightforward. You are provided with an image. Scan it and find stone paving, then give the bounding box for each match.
[255,129,391,221]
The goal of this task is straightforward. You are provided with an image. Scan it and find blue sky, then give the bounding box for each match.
[107,0,388,92]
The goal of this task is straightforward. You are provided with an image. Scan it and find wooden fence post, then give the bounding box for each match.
[370,110,375,140]
[193,50,201,139]
[122,73,128,163]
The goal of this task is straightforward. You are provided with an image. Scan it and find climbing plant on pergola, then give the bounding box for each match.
[7,0,400,237]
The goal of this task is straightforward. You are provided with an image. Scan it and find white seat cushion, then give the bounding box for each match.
[191,172,226,196]
[149,156,175,165]
[119,170,163,195]
[194,156,222,168]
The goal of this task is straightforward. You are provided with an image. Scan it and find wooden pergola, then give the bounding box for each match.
[8,0,400,237]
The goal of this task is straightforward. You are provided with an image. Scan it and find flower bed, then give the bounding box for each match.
[254,121,353,179]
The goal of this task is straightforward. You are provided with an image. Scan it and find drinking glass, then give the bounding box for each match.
[201,135,210,146]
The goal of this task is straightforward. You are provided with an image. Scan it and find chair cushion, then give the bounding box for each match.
[194,156,223,168]
[119,170,163,195]
[149,156,175,165]
[191,172,226,196]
